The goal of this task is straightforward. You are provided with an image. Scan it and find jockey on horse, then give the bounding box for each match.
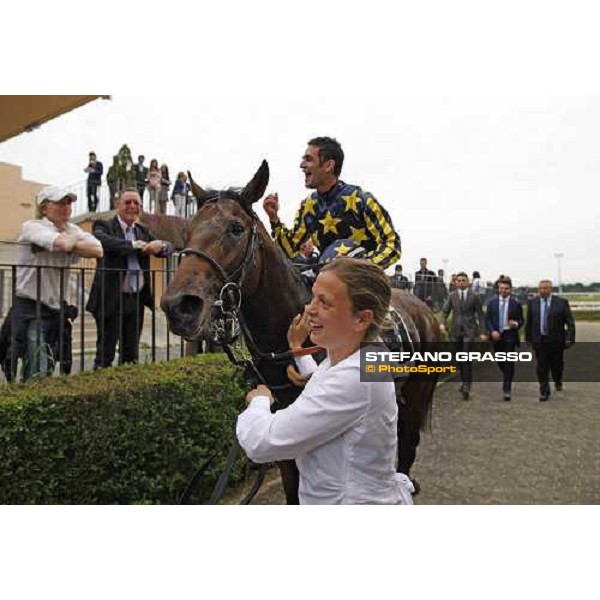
[264,135,411,389]
[263,136,401,271]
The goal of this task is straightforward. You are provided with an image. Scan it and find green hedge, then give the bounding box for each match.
[0,355,248,504]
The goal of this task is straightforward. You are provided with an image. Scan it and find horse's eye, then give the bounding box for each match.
[228,222,245,236]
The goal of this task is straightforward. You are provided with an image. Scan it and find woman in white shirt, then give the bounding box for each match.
[236,258,414,505]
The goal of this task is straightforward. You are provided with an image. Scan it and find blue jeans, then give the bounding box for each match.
[23,317,57,381]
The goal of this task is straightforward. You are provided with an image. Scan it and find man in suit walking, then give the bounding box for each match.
[440,272,487,399]
[485,276,524,401]
[86,188,173,368]
[525,279,575,401]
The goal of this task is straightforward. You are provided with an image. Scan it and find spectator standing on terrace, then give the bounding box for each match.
[158,164,171,215]
[133,155,148,201]
[172,172,190,218]
[147,159,161,214]
[86,188,173,368]
[13,186,103,381]
[106,155,119,210]
[84,151,103,212]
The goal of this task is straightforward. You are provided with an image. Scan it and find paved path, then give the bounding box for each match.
[227,321,600,505]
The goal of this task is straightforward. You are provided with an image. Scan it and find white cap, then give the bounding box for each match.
[36,186,77,206]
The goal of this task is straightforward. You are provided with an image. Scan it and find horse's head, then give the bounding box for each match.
[160,161,270,340]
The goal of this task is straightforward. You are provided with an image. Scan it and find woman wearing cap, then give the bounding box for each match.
[236,257,414,505]
[12,187,103,381]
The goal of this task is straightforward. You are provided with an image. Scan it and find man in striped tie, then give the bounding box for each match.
[86,188,173,368]
[525,280,575,401]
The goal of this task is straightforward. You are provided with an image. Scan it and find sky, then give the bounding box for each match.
[1,93,598,286]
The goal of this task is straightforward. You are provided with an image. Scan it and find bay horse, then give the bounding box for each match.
[155,161,442,504]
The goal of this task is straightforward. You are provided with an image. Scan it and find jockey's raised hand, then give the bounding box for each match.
[263,192,280,224]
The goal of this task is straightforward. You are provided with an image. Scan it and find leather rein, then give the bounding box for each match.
[177,197,317,505]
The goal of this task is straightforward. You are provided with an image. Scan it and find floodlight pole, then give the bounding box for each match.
[554,252,564,294]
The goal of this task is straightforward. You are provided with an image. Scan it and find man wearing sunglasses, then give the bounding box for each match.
[86,188,173,368]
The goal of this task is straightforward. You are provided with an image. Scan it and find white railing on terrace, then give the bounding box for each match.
[60,180,196,219]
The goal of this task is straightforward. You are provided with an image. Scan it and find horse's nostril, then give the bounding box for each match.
[179,295,203,317]
[161,293,204,323]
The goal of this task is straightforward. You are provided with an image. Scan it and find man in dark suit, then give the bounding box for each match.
[133,155,149,202]
[86,188,173,368]
[440,272,487,400]
[414,257,436,305]
[525,279,575,401]
[84,151,103,212]
[389,264,410,290]
[485,276,524,401]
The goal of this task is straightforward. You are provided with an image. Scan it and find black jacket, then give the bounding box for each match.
[133,164,149,187]
[485,295,524,345]
[525,295,575,346]
[86,217,172,317]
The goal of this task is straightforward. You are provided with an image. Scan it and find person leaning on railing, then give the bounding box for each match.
[13,186,103,381]
[86,188,173,369]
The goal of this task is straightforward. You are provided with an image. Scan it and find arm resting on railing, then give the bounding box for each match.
[72,239,103,258]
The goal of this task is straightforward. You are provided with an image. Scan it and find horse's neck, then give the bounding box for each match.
[241,244,308,353]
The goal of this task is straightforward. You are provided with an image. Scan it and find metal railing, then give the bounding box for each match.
[61,180,198,219]
[390,275,496,311]
[0,258,194,384]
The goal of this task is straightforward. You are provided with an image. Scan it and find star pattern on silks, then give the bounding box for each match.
[334,241,353,256]
[272,180,401,268]
[341,189,360,214]
[303,195,317,217]
[350,226,368,245]
[319,210,341,235]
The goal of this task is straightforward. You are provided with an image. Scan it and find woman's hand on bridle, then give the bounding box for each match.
[245,384,274,406]
[287,310,310,350]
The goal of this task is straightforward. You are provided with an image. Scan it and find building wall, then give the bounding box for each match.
[0,161,45,241]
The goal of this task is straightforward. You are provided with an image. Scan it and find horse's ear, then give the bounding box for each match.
[241,160,269,208]
[188,170,210,209]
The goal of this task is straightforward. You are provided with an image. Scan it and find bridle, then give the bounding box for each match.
[179,221,258,320]
[176,195,313,505]
[177,197,306,387]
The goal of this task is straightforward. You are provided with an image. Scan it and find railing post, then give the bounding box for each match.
[80,268,85,373]
[58,267,65,373]
[151,269,156,363]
